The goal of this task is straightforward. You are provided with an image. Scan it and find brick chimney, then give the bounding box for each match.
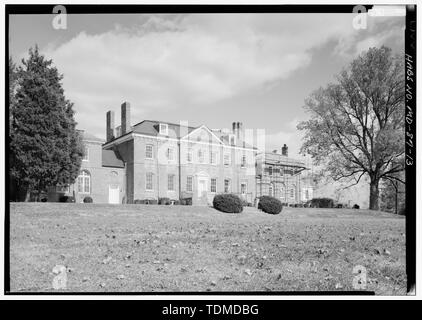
[106,110,115,142]
[282,144,288,156]
[121,102,131,135]
[232,122,237,136]
[236,122,244,141]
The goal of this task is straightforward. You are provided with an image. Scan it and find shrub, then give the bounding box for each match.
[83,196,93,203]
[134,199,143,204]
[213,194,243,213]
[310,198,334,208]
[158,197,171,205]
[40,197,47,202]
[258,196,283,215]
[59,195,75,203]
[398,206,406,216]
[353,204,360,209]
[180,197,192,205]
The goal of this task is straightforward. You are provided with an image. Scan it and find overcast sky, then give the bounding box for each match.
[9,11,405,159]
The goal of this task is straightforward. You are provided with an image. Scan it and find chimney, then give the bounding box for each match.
[282,144,288,156]
[237,122,243,141]
[121,102,131,135]
[232,122,237,135]
[106,111,115,142]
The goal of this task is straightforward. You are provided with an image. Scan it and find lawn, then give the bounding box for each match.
[9,203,406,294]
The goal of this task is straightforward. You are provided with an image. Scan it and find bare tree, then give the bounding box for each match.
[298,46,405,210]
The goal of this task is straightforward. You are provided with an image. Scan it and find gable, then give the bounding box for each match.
[181,126,223,145]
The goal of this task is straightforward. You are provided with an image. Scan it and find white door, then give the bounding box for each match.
[108,185,119,204]
[198,178,207,197]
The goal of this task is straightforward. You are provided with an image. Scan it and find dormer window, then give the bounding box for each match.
[159,123,168,135]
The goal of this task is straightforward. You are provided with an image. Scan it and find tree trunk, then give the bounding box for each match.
[24,190,31,202]
[369,179,380,210]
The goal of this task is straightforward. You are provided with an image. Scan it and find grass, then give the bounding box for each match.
[9,203,406,294]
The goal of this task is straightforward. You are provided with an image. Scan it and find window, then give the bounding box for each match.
[82,145,89,161]
[241,182,247,194]
[159,123,168,135]
[305,189,309,200]
[145,144,153,159]
[280,185,285,201]
[198,149,205,163]
[269,184,274,197]
[167,147,174,161]
[210,151,217,165]
[268,166,273,175]
[186,176,193,192]
[241,154,247,168]
[211,178,217,193]
[224,153,231,166]
[290,188,295,199]
[78,170,90,194]
[168,174,175,191]
[146,172,154,190]
[187,148,193,163]
[224,179,231,193]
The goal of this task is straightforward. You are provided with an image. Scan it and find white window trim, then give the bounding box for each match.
[145,144,154,159]
[210,151,218,165]
[240,182,247,194]
[187,148,193,163]
[167,174,175,192]
[159,123,169,136]
[210,178,217,193]
[224,179,231,193]
[167,147,175,162]
[240,154,247,168]
[145,172,154,191]
[224,153,231,166]
[186,176,193,192]
[78,170,91,194]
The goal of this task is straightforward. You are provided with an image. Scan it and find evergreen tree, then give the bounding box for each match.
[10,46,84,201]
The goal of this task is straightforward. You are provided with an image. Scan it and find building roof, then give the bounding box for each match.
[131,120,197,138]
[102,149,125,168]
[105,120,256,150]
[212,130,255,149]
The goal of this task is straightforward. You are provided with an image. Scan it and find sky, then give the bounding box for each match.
[9,10,405,160]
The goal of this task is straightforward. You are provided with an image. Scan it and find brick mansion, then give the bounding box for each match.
[63,102,313,205]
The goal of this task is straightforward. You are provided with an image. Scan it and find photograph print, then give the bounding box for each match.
[6,4,413,295]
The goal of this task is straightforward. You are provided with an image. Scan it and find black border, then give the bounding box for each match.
[4,4,415,297]
[404,4,417,294]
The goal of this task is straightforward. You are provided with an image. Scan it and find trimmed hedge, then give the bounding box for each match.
[158,197,171,205]
[59,196,75,203]
[180,198,192,205]
[258,196,283,215]
[83,196,93,203]
[353,204,360,209]
[133,199,159,204]
[213,194,243,213]
[309,198,335,208]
